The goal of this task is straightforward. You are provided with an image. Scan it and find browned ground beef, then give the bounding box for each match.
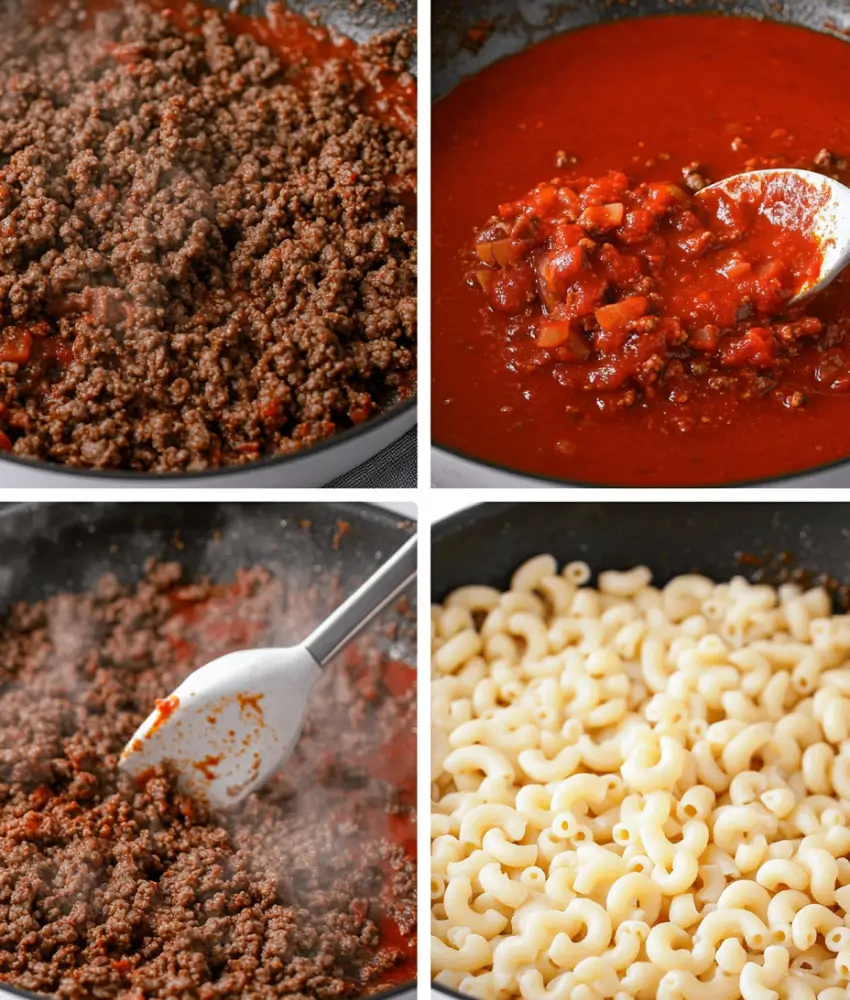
[0,1,416,471]
[0,561,417,999]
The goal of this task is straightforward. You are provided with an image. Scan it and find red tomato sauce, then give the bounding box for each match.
[432,16,850,485]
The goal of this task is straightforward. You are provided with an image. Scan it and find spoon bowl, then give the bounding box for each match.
[697,167,850,302]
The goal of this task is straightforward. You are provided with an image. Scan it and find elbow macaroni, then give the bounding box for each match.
[432,557,850,999]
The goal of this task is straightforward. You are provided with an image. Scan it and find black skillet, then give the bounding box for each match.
[0,500,416,1000]
[432,0,850,488]
[431,500,850,999]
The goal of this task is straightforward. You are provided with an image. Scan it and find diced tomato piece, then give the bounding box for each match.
[0,327,32,364]
[0,431,11,452]
[349,401,372,424]
[687,325,721,352]
[259,399,282,421]
[535,184,559,212]
[617,209,656,245]
[643,182,687,213]
[490,262,536,314]
[476,238,527,267]
[578,203,624,234]
[584,359,631,391]
[595,296,648,332]
[551,224,586,252]
[597,243,642,286]
[718,327,776,368]
[580,172,629,207]
[537,321,591,361]
[594,325,631,354]
[563,274,609,319]
[556,186,580,218]
[623,325,668,365]
[638,235,667,270]
[538,246,586,298]
[678,229,715,258]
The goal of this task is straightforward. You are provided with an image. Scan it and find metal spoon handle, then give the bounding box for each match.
[303,533,418,667]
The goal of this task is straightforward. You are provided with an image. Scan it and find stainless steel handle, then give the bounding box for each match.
[304,533,417,667]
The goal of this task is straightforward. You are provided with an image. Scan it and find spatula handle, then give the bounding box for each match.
[304,533,418,667]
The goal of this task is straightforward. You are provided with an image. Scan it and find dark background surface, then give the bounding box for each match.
[432,501,850,601]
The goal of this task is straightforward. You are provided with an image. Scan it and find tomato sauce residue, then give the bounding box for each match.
[192,753,223,781]
[148,695,180,736]
[433,16,850,485]
[236,692,264,719]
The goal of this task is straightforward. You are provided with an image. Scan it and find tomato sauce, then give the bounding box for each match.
[432,16,850,486]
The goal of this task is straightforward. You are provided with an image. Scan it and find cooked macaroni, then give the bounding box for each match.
[431,558,850,1000]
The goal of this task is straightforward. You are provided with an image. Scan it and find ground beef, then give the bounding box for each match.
[0,560,417,999]
[0,0,417,471]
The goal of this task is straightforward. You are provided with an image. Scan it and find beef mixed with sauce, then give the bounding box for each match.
[0,0,416,471]
[0,559,417,999]
[471,169,826,414]
[432,15,850,486]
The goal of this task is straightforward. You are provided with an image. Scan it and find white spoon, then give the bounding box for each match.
[696,167,850,302]
[119,533,417,809]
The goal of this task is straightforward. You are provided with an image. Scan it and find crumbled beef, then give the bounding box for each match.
[0,0,416,471]
[681,160,710,192]
[0,561,416,999]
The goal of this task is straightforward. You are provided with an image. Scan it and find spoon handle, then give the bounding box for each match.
[304,533,418,667]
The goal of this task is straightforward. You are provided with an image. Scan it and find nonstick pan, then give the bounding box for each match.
[432,502,850,600]
[430,500,850,1000]
[431,500,850,999]
[430,0,850,490]
[0,500,416,1000]
[0,0,417,490]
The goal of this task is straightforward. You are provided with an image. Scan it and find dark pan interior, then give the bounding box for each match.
[432,501,850,601]
[234,0,416,53]
[0,501,416,660]
[0,501,416,1000]
[433,0,844,99]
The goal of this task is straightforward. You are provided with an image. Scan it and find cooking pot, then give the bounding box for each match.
[430,0,850,489]
[0,499,417,1000]
[0,0,417,488]
[430,498,850,999]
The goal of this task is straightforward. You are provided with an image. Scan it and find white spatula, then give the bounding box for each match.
[119,533,417,808]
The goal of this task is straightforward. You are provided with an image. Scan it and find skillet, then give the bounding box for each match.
[0,500,417,1000]
[431,499,850,999]
[0,0,417,489]
[431,0,850,489]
